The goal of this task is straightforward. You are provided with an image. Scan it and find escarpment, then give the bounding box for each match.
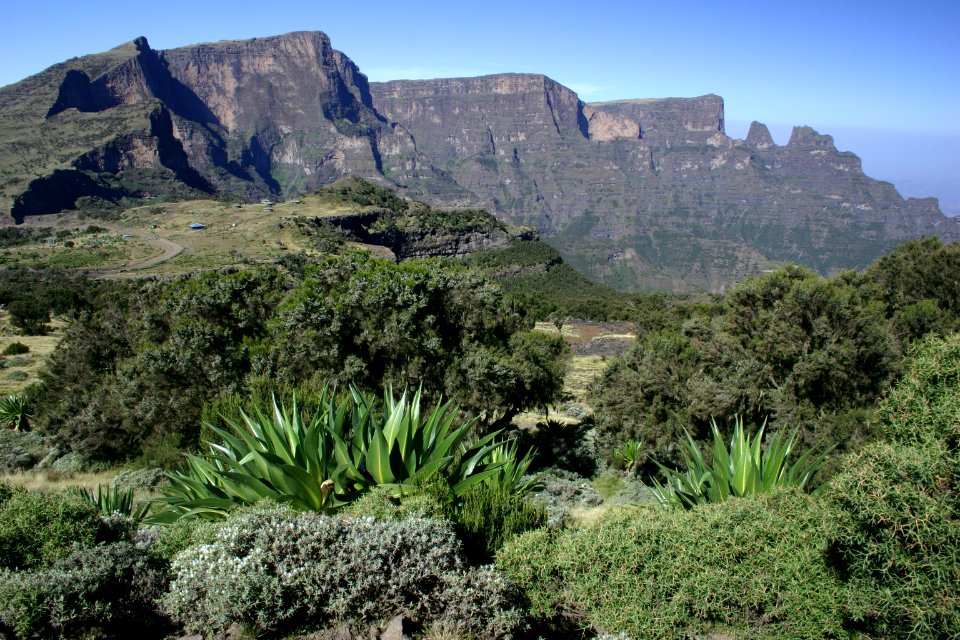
[1,31,955,291]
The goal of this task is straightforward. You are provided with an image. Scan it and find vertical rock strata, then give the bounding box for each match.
[370,79,957,290]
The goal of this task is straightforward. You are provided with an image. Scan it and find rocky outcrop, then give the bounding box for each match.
[2,32,463,220]
[588,94,725,145]
[320,208,515,260]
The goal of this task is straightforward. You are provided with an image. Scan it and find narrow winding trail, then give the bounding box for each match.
[90,227,184,278]
[10,213,185,277]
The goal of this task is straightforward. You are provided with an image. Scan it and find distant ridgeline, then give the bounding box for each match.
[1,31,956,290]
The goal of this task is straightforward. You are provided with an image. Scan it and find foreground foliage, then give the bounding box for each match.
[823,332,960,637]
[152,387,508,522]
[0,542,169,639]
[163,503,524,638]
[651,417,830,508]
[498,491,850,639]
[499,332,960,639]
[0,488,105,570]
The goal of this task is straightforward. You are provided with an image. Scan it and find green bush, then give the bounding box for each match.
[0,489,104,570]
[110,467,167,493]
[1,342,29,356]
[0,542,169,639]
[143,517,222,563]
[592,265,900,472]
[162,503,523,637]
[824,333,960,637]
[497,491,854,639]
[338,485,445,521]
[451,484,547,564]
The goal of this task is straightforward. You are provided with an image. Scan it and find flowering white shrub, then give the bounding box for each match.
[162,503,524,637]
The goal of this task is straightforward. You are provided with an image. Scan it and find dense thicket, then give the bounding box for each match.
[0,269,118,335]
[592,239,960,472]
[28,253,564,463]
[499,333,960,639]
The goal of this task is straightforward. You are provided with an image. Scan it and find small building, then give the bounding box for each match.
[190,223,206,230]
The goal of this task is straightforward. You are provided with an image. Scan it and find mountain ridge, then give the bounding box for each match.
[1,31,954,290]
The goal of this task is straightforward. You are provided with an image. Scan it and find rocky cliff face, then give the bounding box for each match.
[370,77,958,290]
[2,32,956,291]
[1,32,463,222]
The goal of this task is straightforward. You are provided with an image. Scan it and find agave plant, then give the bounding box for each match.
[150,385,507,523]
[617,439,642,475]
[150,390,353,523]
[651,416,831,509]
[70,484,150,522]
[0,395,29,431]
[330,385,506,498]
[480,439,542,496]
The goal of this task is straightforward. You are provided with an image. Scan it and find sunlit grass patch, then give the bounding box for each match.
[0,469,119,493]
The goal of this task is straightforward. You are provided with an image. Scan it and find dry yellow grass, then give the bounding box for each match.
[0,469,119,493]
[2,192,374,277]
[0,312,66,394]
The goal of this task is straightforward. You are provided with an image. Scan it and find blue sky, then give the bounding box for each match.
[2,0,958,212]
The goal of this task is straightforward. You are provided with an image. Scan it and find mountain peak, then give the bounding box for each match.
[746,121,775,148]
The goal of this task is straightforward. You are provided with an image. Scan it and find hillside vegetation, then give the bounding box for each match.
[0,187,957,638]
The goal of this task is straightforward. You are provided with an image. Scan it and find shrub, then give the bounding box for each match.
[0,489,104,570]
[111,467,167,493]
[141,517,222,563]
[497,490,854,639]
[451,484,547,564]
[1,342,29,356]
[8,299,50,335]
[520,419,598,478]
[162,503,522,637]
[0,429,49,473]
[433,565,526,639]
[0,542,170,639]
[338,485,445,521]
[591,266,901,473]
[824,333,960,637]
[527,469,603,526]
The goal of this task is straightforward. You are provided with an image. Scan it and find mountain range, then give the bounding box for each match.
[1,31,954,290]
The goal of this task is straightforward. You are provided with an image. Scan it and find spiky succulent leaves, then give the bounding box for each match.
[651,416,831,508]
[363,386,502,497]
[0,395,29,431]
[70,484,149,522]
[151,390,349,523]
[481,440,542,496]
[618,439,641,473]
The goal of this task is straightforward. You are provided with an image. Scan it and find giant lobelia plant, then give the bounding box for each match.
[150,385,507,522]
[0,395,29,432]
[650,416,831,509]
